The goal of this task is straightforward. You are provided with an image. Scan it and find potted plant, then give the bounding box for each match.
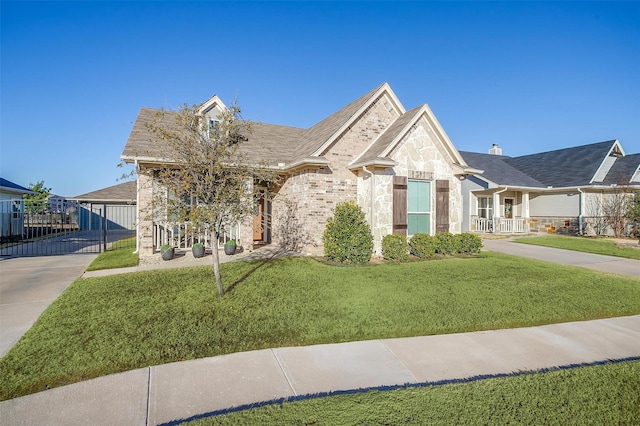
[160,244,174,261]
[192,242,205,258]
[224,239,236,255]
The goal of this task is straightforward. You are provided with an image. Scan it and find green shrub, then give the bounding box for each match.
[323,201,373,264]
[435,232,459,255]
[457,233,483,254]
[381,234,408,261]
[409,233,437,258]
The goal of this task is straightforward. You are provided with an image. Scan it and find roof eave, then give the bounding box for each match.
[284,157,330,172]
[349,157,399,170]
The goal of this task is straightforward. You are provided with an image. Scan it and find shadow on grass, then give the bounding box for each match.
[225,247,298,294]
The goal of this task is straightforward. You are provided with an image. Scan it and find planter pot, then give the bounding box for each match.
[161,247,175,261]
[192,245,205,258]
[224,244,236,255]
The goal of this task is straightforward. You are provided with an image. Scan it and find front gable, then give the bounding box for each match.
[317,87,403,175]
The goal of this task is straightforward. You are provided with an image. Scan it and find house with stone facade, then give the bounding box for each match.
[121,83,478,256]
[460,140,640,236]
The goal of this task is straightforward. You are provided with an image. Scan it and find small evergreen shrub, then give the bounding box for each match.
[382,234,408,261]
[457,232,483,254]
[323,201,373,264]
[435,232,459,255]
[409,233,437,258]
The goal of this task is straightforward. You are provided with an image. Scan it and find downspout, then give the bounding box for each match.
[493,187,508,233]
[577,187,584,235]
[362,166,375,250]
[133,159,140,254]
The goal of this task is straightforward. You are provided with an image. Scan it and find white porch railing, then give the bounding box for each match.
[153,222,239,251]
[473,218,529,234]
[474,218,493,233]
[497,218,529,233]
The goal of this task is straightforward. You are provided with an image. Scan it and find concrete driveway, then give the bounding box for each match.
[0,254,97,357]
[482,238,640,277]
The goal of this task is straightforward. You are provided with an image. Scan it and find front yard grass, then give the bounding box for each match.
[513,235,640,260]
[192,360,640,425]
[2,252,640,400]
[85,237,138,271]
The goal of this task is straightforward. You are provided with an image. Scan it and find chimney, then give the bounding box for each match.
[489,143,502,155]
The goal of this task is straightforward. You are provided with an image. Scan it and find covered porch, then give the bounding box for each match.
[469,188,531,234]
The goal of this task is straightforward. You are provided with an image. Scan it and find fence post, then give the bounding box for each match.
[102,203,107,253]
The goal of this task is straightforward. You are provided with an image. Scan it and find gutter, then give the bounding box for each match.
[577,187,584,235]
[493,187,509,230]
[362,166,375,237]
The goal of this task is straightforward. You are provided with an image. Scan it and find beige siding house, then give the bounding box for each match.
[460,140,640,236]
[122,83,476,256]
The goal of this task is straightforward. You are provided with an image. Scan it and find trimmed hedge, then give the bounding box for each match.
[435,232,459,255]
[458,232,483,254]
[409,233,438,259]
[407,232,483,259]
[382,234,408,260]
[323,201,373,264]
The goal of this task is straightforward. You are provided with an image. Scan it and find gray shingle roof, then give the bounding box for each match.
[604,153,640,184]
[459,152,545,187]
[504,140,617,187]
[72,181,137,203]
[463,140,640,189]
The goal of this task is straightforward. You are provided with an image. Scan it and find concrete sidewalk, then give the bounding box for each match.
[2,315,639,425]
[482,238,640,277]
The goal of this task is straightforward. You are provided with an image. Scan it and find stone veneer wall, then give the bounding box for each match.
[528,216,580,235]
[386,119,461,232]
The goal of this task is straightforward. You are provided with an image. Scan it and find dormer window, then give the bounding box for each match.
[209,119,219,130]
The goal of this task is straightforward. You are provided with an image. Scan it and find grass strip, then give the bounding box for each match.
[85,237,138,271]
[513,235,640,260]
[185,359,640,425]
[2,253,639,400]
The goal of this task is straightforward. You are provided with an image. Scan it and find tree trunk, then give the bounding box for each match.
[211,231,224,296]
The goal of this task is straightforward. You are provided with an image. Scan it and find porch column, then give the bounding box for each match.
[522,192,530,218]
[493,192,501,219]
[137,172,155,256]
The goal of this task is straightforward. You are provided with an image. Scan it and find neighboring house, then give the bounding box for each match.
[460,140,640,236]
[122,83,477,255]
[0,178,34,241]
[70,181,137,231]
[46,194,74,214]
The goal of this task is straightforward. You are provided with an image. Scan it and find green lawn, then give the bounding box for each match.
[188,360,640,425]
[85,237,138,271]
[2,253,640,401]
[513,235,640,260]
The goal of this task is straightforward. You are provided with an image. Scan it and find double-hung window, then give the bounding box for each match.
[407,180,431,235]
[478,197,493,219]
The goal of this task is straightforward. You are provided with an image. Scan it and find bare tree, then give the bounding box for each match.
[590,186,634,238]
[626,192,640,244]
[143,102,275,295]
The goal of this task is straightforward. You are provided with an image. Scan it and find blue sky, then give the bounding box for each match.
[1,1,639,196]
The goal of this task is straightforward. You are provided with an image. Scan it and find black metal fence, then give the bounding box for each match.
[0,200,136,257]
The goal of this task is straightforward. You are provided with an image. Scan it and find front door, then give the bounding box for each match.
[253,196,264,241]
[504,198,514,219]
